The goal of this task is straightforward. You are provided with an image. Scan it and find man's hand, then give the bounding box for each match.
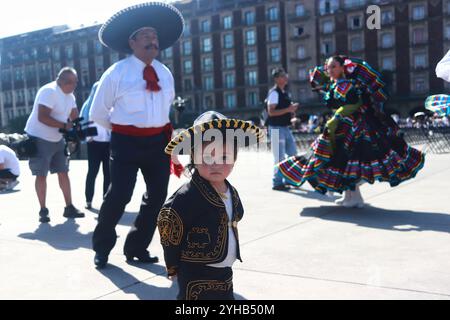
[288,103,299,113]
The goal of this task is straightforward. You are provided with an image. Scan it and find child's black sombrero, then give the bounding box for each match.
[99,2,184,54]
[165,111,265,156]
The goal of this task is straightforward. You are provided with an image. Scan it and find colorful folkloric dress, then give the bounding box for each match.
[277,58,425,194]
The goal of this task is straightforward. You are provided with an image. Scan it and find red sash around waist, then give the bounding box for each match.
[112,123,172,137]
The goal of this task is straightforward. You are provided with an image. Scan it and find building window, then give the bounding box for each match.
[203,76,214,91]
[201,19,211,33]
[247,91,259,106]
[412,5,426,20]
[319,0,339,15]
[344,0,365,8]
[182,40,192,56]
[322,20,334,34]
[204,95,214,109]
[297,46,306,59]
[224,73,235,89]
[223,53,235,69]
[184,78,192,91]
[26,65,36,78]
[296,4,306,17]
[162,47,173,59]
[381,33,394,48]
[64,45,73,60]
[413,53,427,69]
[183,60,193,74]
[245,29,256,46]
[349,16,361,29]
[95,56,104,80]
[244,11,255,25]
[294,26,304,37]
[223,16,233,29]
[202,56,213,72]
[184,23,191,37]
[80,58,89,87]
[267,7,279,21]
[321,41,334,55]
[412,28,426,44]
[298,68,308,80]
[223,34,234,49]
[381,56,394,71]
[53,63,61,77]
[381,10,394,25]
[53,47,60,61]
[268,26,280,41]
[350,37,363,52]
[224,93,236,109]
[110,52,119,64]
[246,70,258,86]
[39,63,50,77]
[446,25,450,40]
[202,37,212,53]
[414,78,427,92]
[246,50,257,65]
[95,41,103,55]
[79,42,88,57]
[270,47,281,62]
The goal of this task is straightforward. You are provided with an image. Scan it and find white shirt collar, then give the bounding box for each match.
[130,54,156,68]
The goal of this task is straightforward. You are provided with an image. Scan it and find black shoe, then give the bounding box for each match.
[85,202,92,210]
[94,254,108,269]
[39,208,50,223]
[125,252,159,264]
[63,205,85,219]
[272,184,289,191]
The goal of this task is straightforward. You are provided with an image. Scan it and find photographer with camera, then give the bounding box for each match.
[24,67,85,223]
[0,145,20,193]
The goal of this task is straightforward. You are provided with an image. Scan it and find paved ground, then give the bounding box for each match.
[1,150,450,300]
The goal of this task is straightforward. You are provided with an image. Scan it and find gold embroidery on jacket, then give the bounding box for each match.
[181,211,228,262]
[158,208,184,246]
[187,228,211,249]
[192,175,224,208]
[186,277,233,300]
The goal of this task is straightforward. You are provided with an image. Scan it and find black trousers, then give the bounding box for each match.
[85,141,111,203]
[92,132,170,257]
[177,265,235,300]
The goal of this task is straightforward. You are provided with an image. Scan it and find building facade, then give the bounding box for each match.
[1,0,449,129]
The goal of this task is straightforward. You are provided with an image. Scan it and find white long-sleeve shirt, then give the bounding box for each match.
[90,55,175,130]
[436,49,450,82]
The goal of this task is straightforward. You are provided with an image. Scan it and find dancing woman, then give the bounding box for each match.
[277,55,425,208]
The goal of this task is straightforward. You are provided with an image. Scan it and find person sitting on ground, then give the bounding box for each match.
[0,145,20,192]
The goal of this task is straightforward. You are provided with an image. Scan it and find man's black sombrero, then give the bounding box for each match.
[165,111,265,156]
[99,2,184,54]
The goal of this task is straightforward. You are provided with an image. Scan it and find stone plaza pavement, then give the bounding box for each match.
[1,150,450,300]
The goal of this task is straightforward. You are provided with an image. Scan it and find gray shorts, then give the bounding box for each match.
[29,137,69,176]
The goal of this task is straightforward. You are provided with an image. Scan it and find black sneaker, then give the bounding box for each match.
[85,202,92,210]
[39,208,50,223]
[63,205,85,219]
[272,184,290,191]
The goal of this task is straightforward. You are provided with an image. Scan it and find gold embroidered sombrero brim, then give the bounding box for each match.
[165,119,265,156]
[99,2,184,54]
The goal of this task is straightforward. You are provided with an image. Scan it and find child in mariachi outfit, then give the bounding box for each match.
[157,111,263,300]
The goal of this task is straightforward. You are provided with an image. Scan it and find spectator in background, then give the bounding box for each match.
[0,145,20,192]
[80,82,111,210]
[24,67,85,223]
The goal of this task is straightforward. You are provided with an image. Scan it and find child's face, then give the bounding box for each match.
[194,143,235,183]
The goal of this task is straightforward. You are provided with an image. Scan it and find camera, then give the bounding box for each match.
[59,117,98,156]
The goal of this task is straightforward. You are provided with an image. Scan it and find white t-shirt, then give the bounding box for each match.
[89,122,111,143]
[267,90,280,106]
[25,81,77,142]
[90,55,175,130]
[436,49,450,82]
[0,145,20,176]
[208,188,238,268]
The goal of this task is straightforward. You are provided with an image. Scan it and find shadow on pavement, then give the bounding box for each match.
[18,219,93,250]
[98,264,177,300]
[300,205,450,233]
[287,187,340,202]
[98,264,247,300]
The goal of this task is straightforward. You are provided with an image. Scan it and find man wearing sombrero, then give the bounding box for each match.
[90,2,184,269]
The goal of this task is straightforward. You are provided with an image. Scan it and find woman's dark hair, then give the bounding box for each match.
[329,55,347,66]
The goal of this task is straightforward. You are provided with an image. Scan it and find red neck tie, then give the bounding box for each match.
[143,64,161,92]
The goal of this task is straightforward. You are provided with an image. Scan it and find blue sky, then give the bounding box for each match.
[0,0,174,38]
